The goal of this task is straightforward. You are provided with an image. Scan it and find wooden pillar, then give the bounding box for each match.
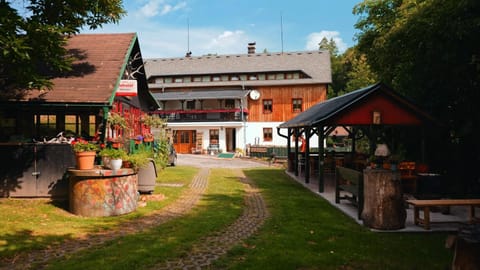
[305,128,311,184]
[294,128,299,176]
[318,125,325,193]
[351,127,356,155]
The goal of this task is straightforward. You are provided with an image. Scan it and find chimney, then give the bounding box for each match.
[248,42,256,54]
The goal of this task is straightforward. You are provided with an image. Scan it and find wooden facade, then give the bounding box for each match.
[248,85,328,122]
[145,49,332,152]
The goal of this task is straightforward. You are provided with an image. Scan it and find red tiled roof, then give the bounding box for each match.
[22,33,136,104]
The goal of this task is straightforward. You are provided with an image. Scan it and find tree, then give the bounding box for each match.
[354,0,480,192]
[318,37,377,98]
[0,0,125,95]
[318,37,345,98]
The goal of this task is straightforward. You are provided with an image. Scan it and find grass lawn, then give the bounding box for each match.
[0,167,452,269]
[0,166,199,258]
[213,168,452,270]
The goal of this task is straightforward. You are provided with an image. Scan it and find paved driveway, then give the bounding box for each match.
[176,154,270,169]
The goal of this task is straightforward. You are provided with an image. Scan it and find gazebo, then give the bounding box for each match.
[277,82,441,193]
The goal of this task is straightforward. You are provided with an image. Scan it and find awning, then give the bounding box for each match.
[152,89,250,101]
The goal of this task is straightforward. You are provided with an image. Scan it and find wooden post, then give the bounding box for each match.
[305,128,310,184]
[318,126,325,193]
[362,169,406,230]
[294,128,299,176]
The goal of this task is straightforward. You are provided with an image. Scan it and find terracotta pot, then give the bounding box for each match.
[75,151,96,170]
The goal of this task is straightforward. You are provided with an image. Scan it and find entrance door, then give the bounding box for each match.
[225,128,236,152]
[173,130,195,153]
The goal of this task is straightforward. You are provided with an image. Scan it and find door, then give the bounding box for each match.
[226,128,236,152]
[173,130,196,154]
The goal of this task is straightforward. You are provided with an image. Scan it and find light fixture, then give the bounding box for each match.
[372,111,381,124]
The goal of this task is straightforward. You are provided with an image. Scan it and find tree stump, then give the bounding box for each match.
[362,169,406,230]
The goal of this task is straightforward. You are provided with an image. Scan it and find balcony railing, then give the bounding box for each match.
[153,108,248,122]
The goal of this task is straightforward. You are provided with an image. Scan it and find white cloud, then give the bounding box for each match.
[138,0,187,18]
[305,30,347,53]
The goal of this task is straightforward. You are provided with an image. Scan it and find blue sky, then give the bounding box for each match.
[85,0,362,58]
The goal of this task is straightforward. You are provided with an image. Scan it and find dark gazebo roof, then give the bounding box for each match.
[279,82,440,128]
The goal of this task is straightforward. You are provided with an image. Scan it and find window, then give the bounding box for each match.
[88,115,96,136]
[212,76,221,81]
[202,75,210,82]
[267,73,275,80]
[65,115,79,134]
[263,128,273,142]
[248,74,257,80]
[186,100,195,110]
[174,77,183,83]
[263,99,273,113]
[36,114,56,134]
[209,129,219,145]
[225,99,235,108]
[292,98,303,112]
[230,75,240,81]
[193,76,202,82]
[164,77,172,83]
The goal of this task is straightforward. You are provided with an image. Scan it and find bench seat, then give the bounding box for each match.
[406,199,480,230]
[335,166,363,219]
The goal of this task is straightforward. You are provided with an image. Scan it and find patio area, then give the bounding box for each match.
[286,170,470,232]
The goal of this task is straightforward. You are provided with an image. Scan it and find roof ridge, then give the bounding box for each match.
[146,50,327,61]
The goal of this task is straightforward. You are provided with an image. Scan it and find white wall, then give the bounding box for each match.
[244,122,320,148]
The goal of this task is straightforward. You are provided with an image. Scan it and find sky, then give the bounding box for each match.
[84,0,362,59]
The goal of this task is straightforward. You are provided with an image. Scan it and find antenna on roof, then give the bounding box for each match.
[186,18,192,57]
[280,12,284,54]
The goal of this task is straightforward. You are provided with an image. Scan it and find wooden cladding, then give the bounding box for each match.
[248,84,327,122]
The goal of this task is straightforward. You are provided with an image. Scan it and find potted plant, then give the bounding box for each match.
[125,151,151,172]
[107,112,128,129]
[99,147,127,170]
[140,114,166,128]
[71,139,99,170]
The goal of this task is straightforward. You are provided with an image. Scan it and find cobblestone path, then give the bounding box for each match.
[151,170,269,270]
[1,168,210,270]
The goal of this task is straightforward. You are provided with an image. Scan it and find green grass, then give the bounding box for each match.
[0,167,453,270]
[212,168,452,270]
[0,166,198,258]
[43,168,245,270]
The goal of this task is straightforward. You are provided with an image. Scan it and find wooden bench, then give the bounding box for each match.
[406,199,480,230]
[335,166,364,219]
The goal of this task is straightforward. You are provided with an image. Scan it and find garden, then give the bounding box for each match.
[0,166,451,269]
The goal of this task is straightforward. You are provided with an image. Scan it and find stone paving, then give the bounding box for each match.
[150,171,269,270]
[1,159,269,270]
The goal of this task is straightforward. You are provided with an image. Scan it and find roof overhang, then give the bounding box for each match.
[279,82,442,129]
[152,89,250,101]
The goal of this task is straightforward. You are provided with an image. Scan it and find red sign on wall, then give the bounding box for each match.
[116,80,138,96]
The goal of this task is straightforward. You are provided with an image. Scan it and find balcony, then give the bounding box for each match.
[154,108,248,122]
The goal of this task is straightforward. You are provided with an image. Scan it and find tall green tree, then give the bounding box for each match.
[0,0,125,95]
[319,37,377,98]
[354,0,480,191]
